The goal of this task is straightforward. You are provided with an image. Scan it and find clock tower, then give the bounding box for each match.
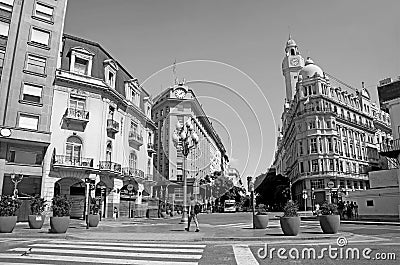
[282,36,304,101]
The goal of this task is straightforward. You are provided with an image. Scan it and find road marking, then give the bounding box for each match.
[49,240,206,248]
[232,245,259,265]
[215,222,248,227]
[30,243,204,253]
[10,248,202,260]
[0,254,197,265]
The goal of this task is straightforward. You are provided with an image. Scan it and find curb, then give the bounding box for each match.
[341,221,400,226]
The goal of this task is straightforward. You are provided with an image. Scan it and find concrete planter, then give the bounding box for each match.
[319,215,340,234]
[49,216,70,233]
[88,214,100,227]
[280,216,300,236]
[0,216,17,233]
[254,214,269,229]
[28,215,44,229]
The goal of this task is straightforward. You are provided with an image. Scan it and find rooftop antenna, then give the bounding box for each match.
[172,59,178,85]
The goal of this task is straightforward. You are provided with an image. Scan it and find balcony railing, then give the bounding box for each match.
[99,161,122,173]
[53,155,94,168]
[107,119,119,133]
[147,143,156,155]
[122,167,145,179]
[298,171,368,180]
[128,131,143,146]
[380,139,400,158]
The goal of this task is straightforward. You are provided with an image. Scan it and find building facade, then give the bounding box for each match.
[0,0,68,220]
[44,34,156,219]
[273,37,392,209]
[152,82,228,204]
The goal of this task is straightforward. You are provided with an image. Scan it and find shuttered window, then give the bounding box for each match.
[22,83,42,103]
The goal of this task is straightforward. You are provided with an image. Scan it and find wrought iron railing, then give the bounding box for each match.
[65,108,89,120]
[54,155,94,167]
[122,167,145,179]
[99,161,122,172]
[128,131,143,143]
[107,119,119,131]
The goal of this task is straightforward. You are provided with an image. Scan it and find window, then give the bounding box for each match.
[0,21,9,37]
[0,0,13,12]
[69,96,85,110]
[299,141,303,155]
[106,142,112,161]
[26,54,46,75]
[22,83,42,103]
[312,159,319,172]
[299,162,304,173]
[129,152,137,170]
[329,159,334,171]
[34,2,54,22]
[30,28,50,47]
[366,200,373,207]
[311,179,324,189]
[74,57,88,75]
[8,145,42,165]
[18,114,39,130]
[310,138,317,153]
[66,136,82,164]
[106,70,115,88]
[0,50,5,72]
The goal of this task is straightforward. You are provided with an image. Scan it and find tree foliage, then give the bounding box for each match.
[254,172,289,211]
[211,176,234,199]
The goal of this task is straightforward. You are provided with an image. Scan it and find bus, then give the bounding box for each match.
[223,199,236,213]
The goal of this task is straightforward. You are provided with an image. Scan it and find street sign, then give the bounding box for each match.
[127,184,134,191]
[302,193,308,199]
[327,181,335,189]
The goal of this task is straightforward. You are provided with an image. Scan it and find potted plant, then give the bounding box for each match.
[254,204,269,229]
[0,196,21,233]
[28,196,46,229]
[88,198,100,227]
[319,202,340,234]
[280,200,301,236]
[49,195,71,233]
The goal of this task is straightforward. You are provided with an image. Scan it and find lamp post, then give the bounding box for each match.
[172,117,199,223]
[10,173,23,198]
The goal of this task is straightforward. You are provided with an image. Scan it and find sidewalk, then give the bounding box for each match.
[0,216,353,243]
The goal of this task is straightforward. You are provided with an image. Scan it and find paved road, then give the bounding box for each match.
[0,212,399,264]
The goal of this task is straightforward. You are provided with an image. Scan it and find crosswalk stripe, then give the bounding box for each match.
[30,243,204,253]
[48,240,206,248]
[0,254,198,265]
[10,248,202,260]
[232,245,259,265]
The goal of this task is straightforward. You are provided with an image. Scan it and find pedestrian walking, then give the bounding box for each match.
[113,207,119,220]
[185,195,200,232]
[354,202,359,219]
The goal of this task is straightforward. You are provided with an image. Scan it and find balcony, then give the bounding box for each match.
[122,167,145,179]
[128,131,143,147]
[147,143,156,156]
[107,119,119,134]
[144,174,153,181]
[380,139,400,158]
[53,155,94,169]
[63,108,89,127]
[99,161,122,174]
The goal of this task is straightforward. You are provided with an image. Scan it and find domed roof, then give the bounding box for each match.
[286,38,297,48]
[299,57,324,79]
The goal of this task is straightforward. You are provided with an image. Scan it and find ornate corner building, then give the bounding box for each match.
[45,34,157,219]
[273,37,392,209]
[151,82,229,205]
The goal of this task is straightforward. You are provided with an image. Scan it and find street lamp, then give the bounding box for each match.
[10,173,23,198]
[172,117,199,223]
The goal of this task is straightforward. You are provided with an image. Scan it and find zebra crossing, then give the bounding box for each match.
[0,239,206,265]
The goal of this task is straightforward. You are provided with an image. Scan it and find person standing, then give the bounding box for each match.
[354,202,359,219]
[185,195,200,232]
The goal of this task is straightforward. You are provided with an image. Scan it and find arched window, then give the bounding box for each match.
[66,136,82,164]
[291,49,295,56]
[106,142,112,162]
[129,152,137,170]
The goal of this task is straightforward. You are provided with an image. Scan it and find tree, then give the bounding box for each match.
[254,171,289,211]
[211,176,234,199]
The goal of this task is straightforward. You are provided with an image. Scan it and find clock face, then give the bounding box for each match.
[174,88,186,99]
[290,58,299,66]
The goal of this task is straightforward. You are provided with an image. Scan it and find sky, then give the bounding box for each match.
[64,0,400,183]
